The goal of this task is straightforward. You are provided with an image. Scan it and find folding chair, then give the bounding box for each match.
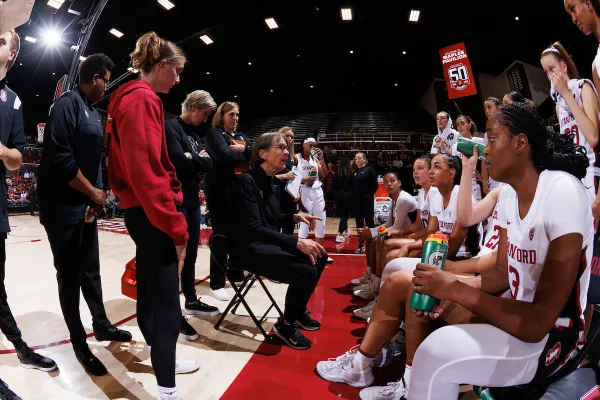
[210,234,284,339]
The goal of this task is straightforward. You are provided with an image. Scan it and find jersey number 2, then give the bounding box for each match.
[508,265,520,300]
[485,226,501,250]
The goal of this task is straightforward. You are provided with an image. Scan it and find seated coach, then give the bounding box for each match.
[235,131,328,350]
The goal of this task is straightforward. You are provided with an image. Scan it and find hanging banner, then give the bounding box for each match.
[439,42,478,100]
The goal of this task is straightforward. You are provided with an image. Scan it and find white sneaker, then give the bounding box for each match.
[316,347,374,388]
[175,357,200,374]
[327,257,334,263]
[211,288,231,301]
[354,280,379,300]
[354,298,377,320]
[359,379,408,400]
[336,234,345,243]
[351,270,371,286]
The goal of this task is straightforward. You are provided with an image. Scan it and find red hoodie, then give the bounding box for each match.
[108,79,188,245]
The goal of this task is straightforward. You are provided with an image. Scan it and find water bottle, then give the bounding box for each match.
[378,225,389,241]
[307,167,317,187]
[457,137,486,160]
[477,388,496,400]
[410,232,449,312]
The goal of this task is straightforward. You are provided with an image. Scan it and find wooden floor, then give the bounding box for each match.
[0,215,481,399]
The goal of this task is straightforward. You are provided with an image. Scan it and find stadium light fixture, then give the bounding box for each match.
[200,34,213,45]
[402,50,407,55]
[43,29,62,47]
[79,56,87,61]
[265,18,278,29]
[47,0,65,10]
[341,8,352,21]
[248,61,252,66]
[349,50,354,54]
[515,16,519,21]
[24,36,37,43]
[157,0,175,10]
[109,28,124,38]
[409,10,420,22]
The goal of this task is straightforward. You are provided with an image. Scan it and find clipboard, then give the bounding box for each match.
[285,166,302,199]
[0,0,35,34]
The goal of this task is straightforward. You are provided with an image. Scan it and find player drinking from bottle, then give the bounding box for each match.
[316,103,592,400]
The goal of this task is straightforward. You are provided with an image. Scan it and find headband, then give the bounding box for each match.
[543,47,560,55]
[303,137,317,144]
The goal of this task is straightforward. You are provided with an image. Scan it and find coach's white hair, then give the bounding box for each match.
[181,90,217,114]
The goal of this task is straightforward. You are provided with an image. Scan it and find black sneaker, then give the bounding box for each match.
[16,343,57,372]
[0,378,22,400]
[74,346,108,376]
[355,245,365,254]
[179,317,199,341]
[273,318,312,350]
[295,311,321,331]
[94,324,132,342]
[184,299,219,316]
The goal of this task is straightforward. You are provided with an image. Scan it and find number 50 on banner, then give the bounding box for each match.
[439,42,478,100]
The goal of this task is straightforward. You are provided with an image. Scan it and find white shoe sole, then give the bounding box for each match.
[20,362,58,372]
[316,366,374,388]
[175,365,200,374]
[178,332,199,341]
[295,320,321,331]
[184,308,219,317]
[353,310,371,320]
[210,289,231,302]
[272,325,311,350]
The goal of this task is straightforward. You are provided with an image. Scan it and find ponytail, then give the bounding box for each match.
[541,41,579,80]
[130,32,186,73]
[498,103,588,179]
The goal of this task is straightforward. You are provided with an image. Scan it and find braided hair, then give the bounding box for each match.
[497,103,588,180]
[436,153,462,186]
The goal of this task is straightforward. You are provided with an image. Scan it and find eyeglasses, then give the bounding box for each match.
[269,145,289,152]
[97,75,110,85]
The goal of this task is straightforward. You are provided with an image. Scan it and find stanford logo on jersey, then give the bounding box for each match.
[545,342,561,366]
[529,228,535,241]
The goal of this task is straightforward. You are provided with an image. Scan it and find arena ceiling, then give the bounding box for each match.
[9,0,598,130]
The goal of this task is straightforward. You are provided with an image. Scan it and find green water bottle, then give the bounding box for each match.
[410,232,449,312]
[307,167,317,187]
[457,137,486,160]
[477,387,496,400]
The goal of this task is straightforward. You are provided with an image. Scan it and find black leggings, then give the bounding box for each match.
[180,206,200,302]
[124,207,181,388]
[354,197,375,244]
[337,199,352,234]
[240,244,327,321]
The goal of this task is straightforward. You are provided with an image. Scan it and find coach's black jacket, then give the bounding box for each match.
[235,165,297,254]
[0,78,25,232]
[38,86,103,226]
[165,117,212,209]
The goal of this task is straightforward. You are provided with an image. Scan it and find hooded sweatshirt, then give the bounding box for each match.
[107,79,188,245]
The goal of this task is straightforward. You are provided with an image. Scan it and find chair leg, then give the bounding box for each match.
[233,290,271,339]
[257,276,284,318]
[214,274,249,331]
[232,275,257,314]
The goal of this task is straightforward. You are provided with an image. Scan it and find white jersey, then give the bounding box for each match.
[431,119,460,154]
[499,170,592,330]
[555,79,599,179]
[477,186,506,258]
[429,186,481,258]
[417,187,438,228]
[369,190,418,237]
[483,133,500,190]
[296,153,322,189]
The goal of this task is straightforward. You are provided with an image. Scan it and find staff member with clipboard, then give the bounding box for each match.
[205,101,251,301]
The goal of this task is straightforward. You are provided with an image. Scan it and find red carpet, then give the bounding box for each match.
[221,256,370,400]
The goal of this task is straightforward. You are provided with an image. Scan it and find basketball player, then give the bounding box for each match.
[39,54,133,376]
[481,96,502,194]
[502,91,536,107]
[276,126,298,235]
[0,29,57,379]
[451,115,484,201]
[317,103,592,400]
[296,134,332,262]
[431,111,459,154]
[541,42,600,205]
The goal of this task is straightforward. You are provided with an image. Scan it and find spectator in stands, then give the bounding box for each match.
[481,96,502,194]
[235,131,327,350]
[29,182,36,216]
[334,160,353,242]
[108,32,197,398]
[317,102,592,400]
[23,170,28,180]
[205,101,251,301]
[431,111,459,154]
[165,89,219,341]
[502,91,536,107]
[276,126,298,235]
[353,152,378,255]
[39,53,131,377]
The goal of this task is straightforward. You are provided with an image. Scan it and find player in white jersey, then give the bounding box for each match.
[430,111,460,154]
[541,42,600,205]
[451,115,484,202]
[316,103,593,400]
[481,96,502,194]
[296,135,329,253]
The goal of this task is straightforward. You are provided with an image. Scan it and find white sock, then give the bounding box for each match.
[158,385,179,400]
[353,350,374,371]
[404,364,412,389]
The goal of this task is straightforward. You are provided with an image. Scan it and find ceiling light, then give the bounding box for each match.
[515,16,519,20]
[47,0,65,10]
[248,61,252,66]
[310,85,314,88]
[402,50,407,55]
[297,54,301,57]
[234,95,237,98]
[109,28,124,38]
[200,34,213,45]
[157,0,174,10]
[79,56,87,61]
[270,89,274,93]
[409,9,420,22]
[43,29,62,47]
[19,63,22,66]
[24,36,37,43]
[349,50,354,54]
[206,71,210,75]
[265,18,278,29]
[36,95,39,97]
[52,73,55,75]
[341,8,352,21]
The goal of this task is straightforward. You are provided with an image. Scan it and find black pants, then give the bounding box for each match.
[30,196,35,216]
[44,220,110,349]
[337,199,351,234]
[180,206,200,302]
[240,244,327,321]
[354,197,375,245]
[0,236,22,344]
[124,207,180,388]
